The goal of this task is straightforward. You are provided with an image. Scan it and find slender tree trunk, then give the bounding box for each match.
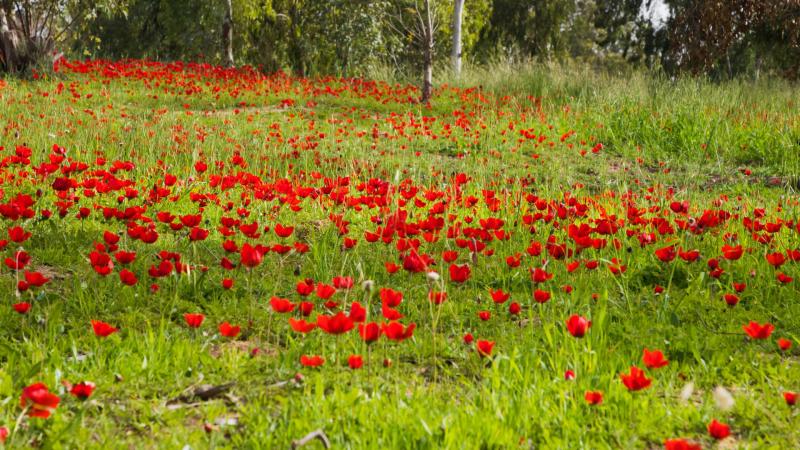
[420,0,434,103]
[451,0,464,77]
[222,0,234,67]
[0,7,19,73]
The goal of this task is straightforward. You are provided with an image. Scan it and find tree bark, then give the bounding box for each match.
[222,0,234,67]
[420,0,434,103]
[0,7,19,73]
[451,0,464,77]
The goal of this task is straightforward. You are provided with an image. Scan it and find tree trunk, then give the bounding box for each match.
[222,0,234,67]
[420,0,434,103]
[451,0,464,77]
[0,7,19,73]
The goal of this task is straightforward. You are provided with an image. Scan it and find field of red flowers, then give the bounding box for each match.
[0,60,799,448]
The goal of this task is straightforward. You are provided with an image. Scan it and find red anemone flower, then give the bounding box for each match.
[620,366,651,391]
[348,355,363,369]
[642,349,669,369]
[476,340,495,357]
[565,315,591,338]
[69,381,96,400]
[358,322,381,343]
[218,322,241,338]
[20,383,60,418]
[584,391,603,405]
[707,419,731,440]
[92,320,118,337]
[664,439,702,450]
[316,312,354,335]
[381,321,415,341]
[288,318,316,333]
[743,321,774,339]
[184,313,205,328]
[300,355,324,367]
[270,296,295,313]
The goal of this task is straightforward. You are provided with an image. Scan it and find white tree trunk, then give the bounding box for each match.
[222,0,234,67]
[451,0,464,77]
[421,0,434,103]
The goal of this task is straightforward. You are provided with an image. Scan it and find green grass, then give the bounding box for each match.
[0,60,799,449]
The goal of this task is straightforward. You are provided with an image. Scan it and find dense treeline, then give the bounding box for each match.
[1,0,799,83]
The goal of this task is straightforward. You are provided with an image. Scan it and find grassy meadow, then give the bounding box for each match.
[0,60,798,449]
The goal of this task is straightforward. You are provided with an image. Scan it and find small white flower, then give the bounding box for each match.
[679,382,694,404]
[426,271,440,282]
[361,280,374,291]
[713,386,734,411]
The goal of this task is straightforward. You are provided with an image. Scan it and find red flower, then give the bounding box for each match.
[508,302,521,315]
[766,252,786,267]
[777,338,792,351]
[332,276,353,289]
[564,370,575,380]
[239,243,265,268]
[723,293,739,306]
[463,333,474,344]
[476,340,495,357]
[478,310,491,321]
[530,267,553,283]
[664,439,702,450]
[449,263,471,283]
[608,258,627,275]
[270,296,295,313]
[114,251,136,265]
[315,283,336,300]
[428,290,447,304]
[381,321,415,341]
[69,381,96,400]
[92,320,118,337]
[776,272,793,284]
[620,366,651,391]
[489,289,510,304]
[0,426,7,443]
[642,349,669,369]
[442,250,458,262]
[184,313,205,328]
[721,244,743,260]
[565,315,591,338]
[288,318,316,333]
[584,391,603,405]
[299,301,314,316]
[358,322,381,343]
[380,288,403,307]
[533,289,551,303]
[654,245,676,262]
[297,278,314,297]
[119,268,138,286]
[317,312,354,335]
[13,302,31,314]
[189,227,209,241]
[347,355,363,369]
[222,278,234,289]
[348,301,366,322]
[743,321,774,339]
[5,250,30,270]
[707,419,730,440]
[274,224,294,238]
[8,226,31,243]
[300,355,324,367]
[218,322,241,338]
[19,383,60,418]
[784,391,797,405]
